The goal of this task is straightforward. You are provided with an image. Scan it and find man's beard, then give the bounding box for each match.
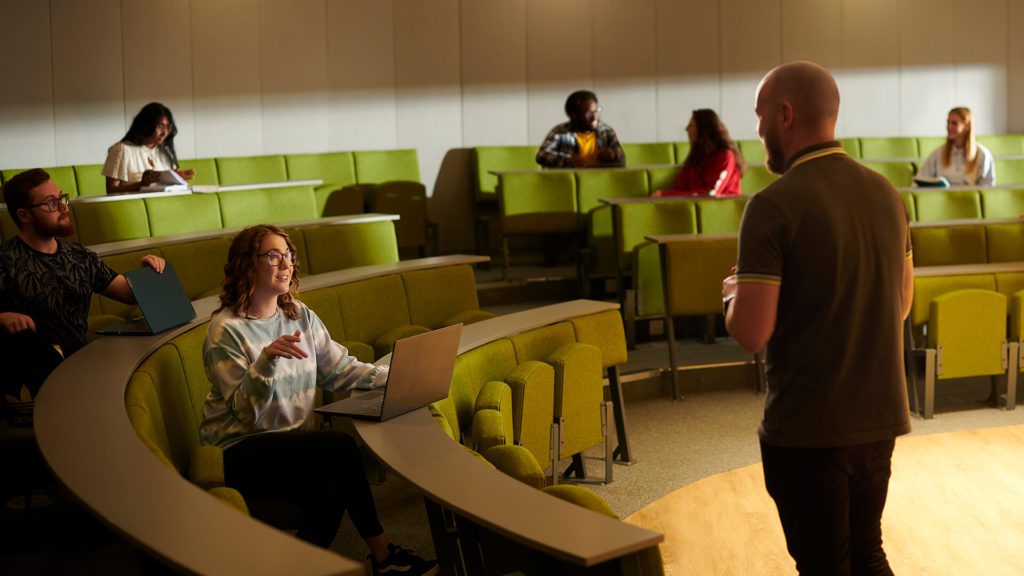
[764,136,786,175]
[34,213,75,238]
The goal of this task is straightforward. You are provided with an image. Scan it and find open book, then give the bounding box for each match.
[141,170,188,192]
[912,176,950,188]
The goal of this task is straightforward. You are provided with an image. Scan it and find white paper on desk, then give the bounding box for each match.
[140,170,188,192]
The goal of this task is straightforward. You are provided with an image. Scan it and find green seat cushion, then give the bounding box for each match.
[911,274,995,326]
[541,485,618,518]
[981,188,1024,219]
[620,143,674,167]
[284,152,356,188]
[910,225,987,267]
[615,201,697,269]
[985,223,1024,263]
[861,161,914,188]
[485,445,546,489]
[977,134,1024,156]
[696,197,748,234]
[996,158,1024,185]
[739,165,779,195]
[301,220,399,274]
[929,289,1006,379]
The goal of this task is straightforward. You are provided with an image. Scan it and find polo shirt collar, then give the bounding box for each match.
[784,140,846,172]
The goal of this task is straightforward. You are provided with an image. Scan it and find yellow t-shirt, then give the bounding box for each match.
[576,132,598,166]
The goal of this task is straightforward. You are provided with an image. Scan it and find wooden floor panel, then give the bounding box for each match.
[626,424,1024,575]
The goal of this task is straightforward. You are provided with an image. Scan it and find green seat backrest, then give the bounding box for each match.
[178,158,219,186]
[216,186,318,228]
[72,199,151,245]
[281,226,312,276]
[353,149,421,183]
[74,164,107,197]
[215,155,287,186]
[996,158,1024,185]
[401,265,481,329]
[996,273,1024,305]
[672,142,690,164]
[576,170,649,215]
[647,166,682,192]
[132,345,198,472]
[449,340,519,433]
[910,225,988,267]
[167,325,216,425]
[499,172,578,234]
[838,138,861,158]
[900,192,917,222]
[737,140,765,166]
[509,322,576,364]
[696,197,749,234]
[861,161,914,188]
[299,287,347,341]
[125,372,177,471]
[1,211,18,242]
[913,190,982,222]
[369,182,428,250]
[334,275,412,348]
[473,146,539,202]
[985,222,1024,263]
[300,221,399,274]
[620,143,674,167]
[569,310,628,368]
[928,289,1006,379]
[859,137,918,159]
[285,152,356,189]
[634,242,664,316]
[981,188,1024,219]
[912,274,995,326]
[615,201,697,270]
[740,165,779,195]
[978,134,1024,156]
[161,237,233,299]
[3,166,79,199]
[145,194,223,236]
[916,137,946,159]
[663,236,739,316]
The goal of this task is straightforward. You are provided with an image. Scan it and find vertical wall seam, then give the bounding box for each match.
[48,0,58,164]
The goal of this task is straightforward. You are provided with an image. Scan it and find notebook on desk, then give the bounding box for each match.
[94,263,197,336]
[315,323,462,422]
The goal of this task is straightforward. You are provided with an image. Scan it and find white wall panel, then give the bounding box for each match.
[899,0,955,136]
[326,0,397,152]
[191,0,263,158]
[122,0,195,161]
[952,0,1007,135]
[51,0,124,166]
[836,0,901,137]
[525,0,593,144]
[592,0,658,144]
[460,0,529,146]
[720,0,781,141]
[259,0,329,154]
[394,0,461,194]
[0,1,55,168]
[655,0,721,143]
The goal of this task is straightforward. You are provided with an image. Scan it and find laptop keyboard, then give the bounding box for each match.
[348,397,385,415]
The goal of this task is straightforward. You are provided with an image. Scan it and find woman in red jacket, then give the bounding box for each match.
[655,109,745,197]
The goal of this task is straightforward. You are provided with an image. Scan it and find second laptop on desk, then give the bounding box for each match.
[316,323,462,422]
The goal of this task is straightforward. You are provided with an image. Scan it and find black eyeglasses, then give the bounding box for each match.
[257,250,297,267]
[28,193,70,212]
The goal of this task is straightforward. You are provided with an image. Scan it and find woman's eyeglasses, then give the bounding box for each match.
[257,250,297,267]
[29,193,70,212]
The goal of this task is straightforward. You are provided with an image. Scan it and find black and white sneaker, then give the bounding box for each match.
[369,543,439,576]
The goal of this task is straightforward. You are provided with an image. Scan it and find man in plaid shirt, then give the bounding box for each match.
[536,90,625,168]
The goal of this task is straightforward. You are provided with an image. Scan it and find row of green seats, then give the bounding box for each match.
[125,260,496,561]
[0,148,420,200]
[88,218,403,332]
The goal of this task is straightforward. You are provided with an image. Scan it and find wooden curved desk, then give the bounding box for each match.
[32,255,487,576]
[349,300,662,572]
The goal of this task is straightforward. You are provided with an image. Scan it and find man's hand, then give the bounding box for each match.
[263,330,309,361]
[0,312,36,334]
[597,148,618,162]
[141,254,165,273]
[568,156,586,168]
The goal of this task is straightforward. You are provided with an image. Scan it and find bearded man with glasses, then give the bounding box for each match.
[0,168,164,424]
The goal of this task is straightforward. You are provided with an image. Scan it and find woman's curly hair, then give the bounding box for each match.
[215,224,301,320]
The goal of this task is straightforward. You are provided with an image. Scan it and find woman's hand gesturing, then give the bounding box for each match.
[263,330,309,360]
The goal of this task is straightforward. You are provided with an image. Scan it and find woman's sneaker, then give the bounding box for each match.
[369,543,439,575]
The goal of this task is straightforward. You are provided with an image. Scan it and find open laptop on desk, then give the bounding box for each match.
[94,262,197,336]
[316,323,462,422]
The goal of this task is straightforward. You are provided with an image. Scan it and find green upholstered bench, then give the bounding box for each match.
[620,142,675,167]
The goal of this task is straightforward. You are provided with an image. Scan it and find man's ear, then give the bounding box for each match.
[780,101,795,129]
[15,207,30,227]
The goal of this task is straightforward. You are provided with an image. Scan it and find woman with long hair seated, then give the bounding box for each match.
[200,224,437,576]
[915,106,995,186]
[102,102,195,194]
[654,109,744,197]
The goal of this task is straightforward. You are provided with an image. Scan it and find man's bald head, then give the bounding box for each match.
[757,61,839,132]
[755,61,840,172]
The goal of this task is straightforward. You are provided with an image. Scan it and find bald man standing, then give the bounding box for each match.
[722,62,915,575]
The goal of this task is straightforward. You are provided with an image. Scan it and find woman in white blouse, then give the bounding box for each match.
[102,102,195,194]
[915,106,996,187]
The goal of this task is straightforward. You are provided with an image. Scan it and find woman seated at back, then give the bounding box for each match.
[200,224,437,576]
[653,109,744,197]
[916,106,995,187]
[102,102,195,194]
